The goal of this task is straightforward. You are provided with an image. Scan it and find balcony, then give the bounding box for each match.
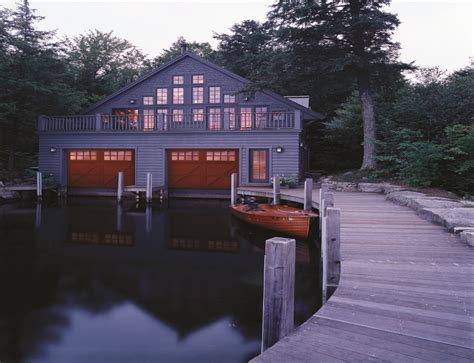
[38,111,301,132]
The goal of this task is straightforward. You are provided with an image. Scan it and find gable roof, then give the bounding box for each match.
[81,51,324,120]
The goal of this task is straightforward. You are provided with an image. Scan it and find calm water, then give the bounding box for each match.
[0,198,320,363]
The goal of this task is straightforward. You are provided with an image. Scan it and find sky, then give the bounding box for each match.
[3,0,473,73]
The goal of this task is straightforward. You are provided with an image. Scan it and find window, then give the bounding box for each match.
[255,107,268,128]
[240,107,252,129]
[173,87,184,104]
[209,86,221,103]
[143,96,154,105]
[250,149,268,182]
[192,87,204,104]
[208,108,221,130]
[112,109,138,128]
[223,94,236,103]
[173,75,184,85]
[156,88,168,104]
[192,74,204,84]
[104,150,133,161]
[223,107,236,129]
[69,150,97,161]
[143,109,155,130]
[171,151,199,161]
[206,150,236,161]
[172,109,184,122]
[192,108,204,122]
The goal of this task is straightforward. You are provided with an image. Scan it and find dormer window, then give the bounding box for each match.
[192,74,204,84]
[173,75,184,85]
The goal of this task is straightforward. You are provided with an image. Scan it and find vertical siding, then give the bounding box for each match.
[39,131,301,187]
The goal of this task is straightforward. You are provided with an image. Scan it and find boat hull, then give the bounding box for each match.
[230,204,318,239]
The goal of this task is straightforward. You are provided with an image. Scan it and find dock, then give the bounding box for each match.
[239,187,474,362]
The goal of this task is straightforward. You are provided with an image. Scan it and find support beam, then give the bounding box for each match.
[231,173,238,205]
[146,172,153,203]
[117,171,124,203]
[36,172,42,202]
[304,178,313,211]
[272,175,280,205]
[261,237,295,352]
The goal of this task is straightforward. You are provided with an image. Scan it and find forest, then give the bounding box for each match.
[0,0,473,194]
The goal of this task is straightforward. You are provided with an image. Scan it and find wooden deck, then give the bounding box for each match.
[239,188,474,362]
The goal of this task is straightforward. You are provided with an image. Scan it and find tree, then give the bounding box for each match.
[269,0,408,170]
[66,30,147,105]
[0,0,83,170]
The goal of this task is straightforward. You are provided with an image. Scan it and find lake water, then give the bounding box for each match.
[0,198,320,363]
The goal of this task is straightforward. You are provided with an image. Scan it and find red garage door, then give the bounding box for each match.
[68,149,135,188]
[168,149,238,189]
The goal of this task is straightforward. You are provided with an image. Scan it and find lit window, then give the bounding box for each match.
[173,75,184,85]
[255,107,268,128]
[209,108,221,130]
[156,88,168,105]
[250,149,268,182]
[172,109,184,122]
[192,74,204,84]
[103,150,133,161]
[173,88,184,104]
[192,87,204,104]
[206,150,236,161]
[143,109,155,130]
[240,107,252,129]
[193,109,204,122]
[209,86,221,104]
[223,107,235,129]
[171,151,199,161]
[223,94,236,103]
[143,96,154,105]
[69,150,97,161]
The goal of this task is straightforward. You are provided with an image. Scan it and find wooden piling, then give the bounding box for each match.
[116,203,123,232]
[319,183,329,231]
[36,172,42,202]
[117,172,124,203]
[146,172,153,203]
[321,192,334,304]
[35,202,42,228]
[272,175,280,205]
[261,237,295,352]
[146,204,152,233]
[231,173,238,205]
[304,178,313,211]
[326,207,341,289]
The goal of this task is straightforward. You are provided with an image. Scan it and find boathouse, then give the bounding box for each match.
[37,50,322,191]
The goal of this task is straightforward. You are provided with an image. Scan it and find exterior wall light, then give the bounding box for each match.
[275,146,284,153]
[129,99,136,104]
[50,147,57,153]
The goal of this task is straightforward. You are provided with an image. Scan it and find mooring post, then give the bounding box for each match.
[321,192,335,245]
[146,172,153,203]
[35,202,42,228]
[146,204,152,234]
[36,171,42,202]
[319,183,329,230]
[231,173,238,205]
[117,171,124,203]
[272,175,280,205]
[261,237,295,352]
[304,178,313,211]
[321,192,334,304]
[326,207,341,290]
[116,203,123,232]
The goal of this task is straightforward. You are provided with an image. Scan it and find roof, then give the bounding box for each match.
[81,51,324,120]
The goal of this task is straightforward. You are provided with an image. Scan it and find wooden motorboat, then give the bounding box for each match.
[229,203,318,239]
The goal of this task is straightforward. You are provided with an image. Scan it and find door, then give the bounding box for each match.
[167,149,238,189]
[249,149,269,183]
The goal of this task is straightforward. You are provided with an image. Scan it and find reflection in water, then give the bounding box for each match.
[0,198,320,363]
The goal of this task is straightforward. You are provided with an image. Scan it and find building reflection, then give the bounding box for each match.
[0,199,319,363]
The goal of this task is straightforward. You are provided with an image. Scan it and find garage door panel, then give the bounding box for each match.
[168,149,238,189]
[68,149,135,188]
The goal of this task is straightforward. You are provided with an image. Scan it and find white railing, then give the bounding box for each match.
[38,111,299,132]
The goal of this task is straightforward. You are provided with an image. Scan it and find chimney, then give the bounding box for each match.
[180,42,188,54]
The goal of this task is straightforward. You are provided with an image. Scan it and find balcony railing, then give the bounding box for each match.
[38,111,301,132]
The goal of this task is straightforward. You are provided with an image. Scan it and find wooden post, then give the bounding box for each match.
[146,172,153,203]
[116,203,123,232]
[146,204,152,234]
[117,171,124,203]
[304,178,313,211]
[35,202,42,228]
[261,237,295,352]
[36,172,42,202]
[272,175,280,205]
[319,183,329,230]
[326,207,341,289]
[294,110,301,129]
[321,193,334,304]
[231,173,238,205]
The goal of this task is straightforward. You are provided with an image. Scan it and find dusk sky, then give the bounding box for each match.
[5,0,473,73]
